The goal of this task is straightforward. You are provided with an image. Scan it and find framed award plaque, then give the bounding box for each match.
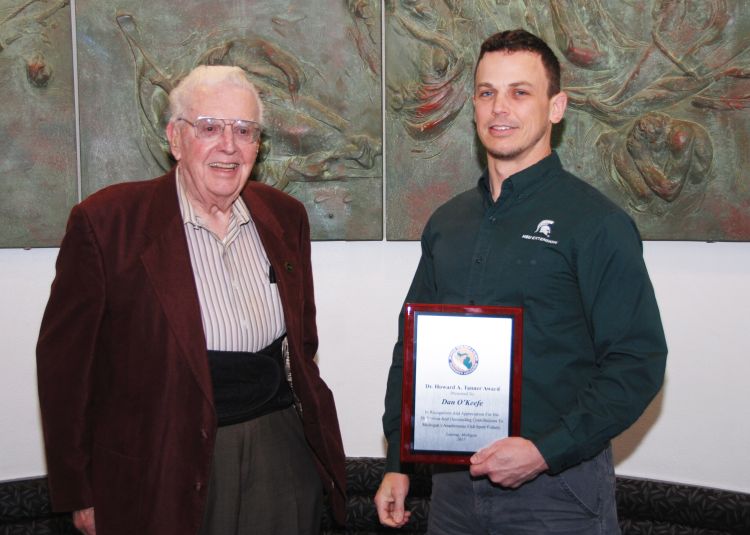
[400,303,523,464]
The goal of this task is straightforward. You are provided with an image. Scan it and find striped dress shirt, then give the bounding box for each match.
[176,171,286,352]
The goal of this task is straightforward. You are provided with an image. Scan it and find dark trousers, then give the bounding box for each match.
[428,447,620,534]
[199,406,323,535]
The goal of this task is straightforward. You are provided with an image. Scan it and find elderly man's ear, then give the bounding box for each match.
[166,122,181,159]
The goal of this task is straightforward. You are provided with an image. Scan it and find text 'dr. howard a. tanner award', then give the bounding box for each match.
[400,303,523,464]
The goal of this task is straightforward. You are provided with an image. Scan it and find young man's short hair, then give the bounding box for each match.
[475,29,561,97]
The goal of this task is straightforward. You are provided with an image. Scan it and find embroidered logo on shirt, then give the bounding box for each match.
[448,345,479,375]
[521,219,559,245]
[535,220,554,237]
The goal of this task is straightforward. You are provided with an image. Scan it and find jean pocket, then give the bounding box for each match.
[555,449,613,517]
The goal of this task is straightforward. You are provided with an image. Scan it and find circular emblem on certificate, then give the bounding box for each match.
[448,345,479,375]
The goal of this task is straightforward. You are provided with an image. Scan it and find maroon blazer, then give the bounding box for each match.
[37,170,346,534]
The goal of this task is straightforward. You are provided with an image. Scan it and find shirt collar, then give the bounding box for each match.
[175,166,251,229]
[479,151,563,201]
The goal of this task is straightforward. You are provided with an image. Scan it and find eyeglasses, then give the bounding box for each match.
[177,117,262,143]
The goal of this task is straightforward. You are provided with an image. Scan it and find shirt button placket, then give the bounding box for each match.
[466,208,496,303]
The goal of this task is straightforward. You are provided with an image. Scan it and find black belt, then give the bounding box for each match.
[207,336,294,427]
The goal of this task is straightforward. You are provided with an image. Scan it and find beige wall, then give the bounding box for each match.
[2,241,749,493]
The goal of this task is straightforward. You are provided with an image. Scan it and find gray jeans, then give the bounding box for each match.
[428,447,620,535]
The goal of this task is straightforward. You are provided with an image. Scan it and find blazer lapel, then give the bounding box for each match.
[140,171,213,405]
[242,184,291,279]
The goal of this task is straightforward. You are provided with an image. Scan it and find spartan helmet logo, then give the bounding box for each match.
[535,220,555,237]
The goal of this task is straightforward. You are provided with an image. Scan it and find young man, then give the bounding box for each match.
[375,29,667,534]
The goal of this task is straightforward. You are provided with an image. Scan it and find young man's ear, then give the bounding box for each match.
[549,91,568,125]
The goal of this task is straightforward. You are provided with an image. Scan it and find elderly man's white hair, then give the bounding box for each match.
[168,65,264,124]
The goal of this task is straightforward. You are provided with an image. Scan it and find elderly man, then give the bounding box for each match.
[37,65,346,534]
[375,30,667,533]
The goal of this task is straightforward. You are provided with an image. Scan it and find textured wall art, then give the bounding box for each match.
[4,1,749,246]
[0,0,77,247]
[75,0,382,241]
[385,0,750,241]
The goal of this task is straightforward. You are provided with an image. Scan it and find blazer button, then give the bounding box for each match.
[200,428,208,439]
[194,481,203,491]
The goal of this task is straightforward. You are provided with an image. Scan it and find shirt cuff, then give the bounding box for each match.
[533,425,579,475]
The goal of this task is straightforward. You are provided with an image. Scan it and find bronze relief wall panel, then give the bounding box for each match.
[76,0,382,240]
[0,0,76,247]
[3,1,748,246]
[385,0,750,241]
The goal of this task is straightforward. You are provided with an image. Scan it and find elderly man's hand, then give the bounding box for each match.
[469,437,548,488]
[374,472,411,528]
[73,507,96,535]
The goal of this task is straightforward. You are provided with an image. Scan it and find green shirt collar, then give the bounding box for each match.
[479,151,563,202]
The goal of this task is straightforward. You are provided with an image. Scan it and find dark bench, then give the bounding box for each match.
[2,458,748,534]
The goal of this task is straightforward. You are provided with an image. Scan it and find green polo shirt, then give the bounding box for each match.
[383,152,667,474]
